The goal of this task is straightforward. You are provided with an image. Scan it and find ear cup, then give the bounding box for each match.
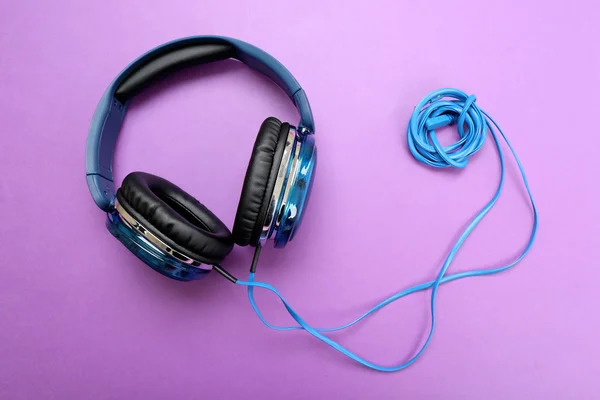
[116,172,234,265]
[233,117,289,246]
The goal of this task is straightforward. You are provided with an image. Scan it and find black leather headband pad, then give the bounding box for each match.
[114,42,235,102]
[116,172,234,264]
[233,117,289,246]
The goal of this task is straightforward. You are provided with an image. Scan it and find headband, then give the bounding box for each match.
[85,35,315,211]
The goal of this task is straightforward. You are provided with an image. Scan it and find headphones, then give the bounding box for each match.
[86,36,538,372]
[86,36,316,281]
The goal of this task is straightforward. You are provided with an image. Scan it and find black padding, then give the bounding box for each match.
[114,43,235,102]
[233,117,289,246]
[116,172,234,264]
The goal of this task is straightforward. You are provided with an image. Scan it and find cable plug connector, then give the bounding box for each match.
[426,114,457,130]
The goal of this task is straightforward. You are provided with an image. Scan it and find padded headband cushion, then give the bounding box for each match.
[116,172,234,264]
[233,117,289,246]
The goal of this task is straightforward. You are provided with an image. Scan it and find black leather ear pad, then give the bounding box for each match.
[232,117,289,246]
[116,172,234,265]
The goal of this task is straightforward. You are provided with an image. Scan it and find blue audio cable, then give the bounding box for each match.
[235,88,539,372]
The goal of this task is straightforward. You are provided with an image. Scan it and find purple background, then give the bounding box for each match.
[1,1,599,399]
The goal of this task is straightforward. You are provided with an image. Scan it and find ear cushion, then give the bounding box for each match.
[116,172,234,265]
[232,117,289,246]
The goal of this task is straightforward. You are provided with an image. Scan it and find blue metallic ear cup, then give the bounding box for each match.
[274,132,316,246]
[232,117,289,246]
[258,126,316,248]
[231,117,317,248]
[107,172,234,281]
